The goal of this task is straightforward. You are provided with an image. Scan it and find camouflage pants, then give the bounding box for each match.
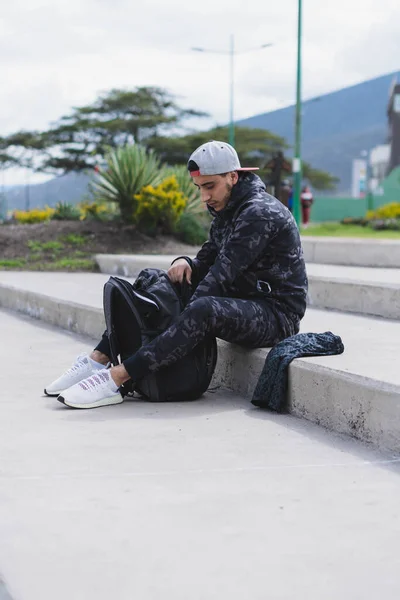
[95,296,298,381]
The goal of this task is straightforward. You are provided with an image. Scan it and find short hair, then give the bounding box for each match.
[187,159,199,174]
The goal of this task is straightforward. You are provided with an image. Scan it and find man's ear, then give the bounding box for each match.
[230,171,239,185]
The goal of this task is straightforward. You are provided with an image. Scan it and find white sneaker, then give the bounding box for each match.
[57,369,123,409]
[44,354,108,397]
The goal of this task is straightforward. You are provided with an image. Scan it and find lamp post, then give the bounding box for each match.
[229,34,235,146]
[361,149,373,212]
[292,0,302,228]
[192,37,273,148]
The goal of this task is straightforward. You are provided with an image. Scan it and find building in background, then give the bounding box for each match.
[351,158,367,198]
[351,75,399,198]
[387,78,400,175]
[369,144,390,193]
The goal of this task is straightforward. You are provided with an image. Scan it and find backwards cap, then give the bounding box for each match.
[187,140,259,177]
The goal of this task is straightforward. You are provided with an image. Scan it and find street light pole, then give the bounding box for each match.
[192,39,272,149]
[293,0,302,228]
[229,34,235,147]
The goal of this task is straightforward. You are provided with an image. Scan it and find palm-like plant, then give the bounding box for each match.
[91,144,166,222]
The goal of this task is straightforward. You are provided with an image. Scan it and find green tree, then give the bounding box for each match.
[302,162,339,191]
[150,127,338,191]
[148,125,287,169]
[1,87,206,175]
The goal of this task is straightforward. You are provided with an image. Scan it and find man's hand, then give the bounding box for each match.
[167,258,192,284]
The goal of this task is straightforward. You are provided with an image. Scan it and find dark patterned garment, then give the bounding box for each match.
[189,172,308,319]
[121,295,296,379]
[95,173,309,382]
[251,332,345,412]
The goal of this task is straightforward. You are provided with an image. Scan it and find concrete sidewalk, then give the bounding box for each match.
[0,271,399,452]
[95,254,400,319]
[1,309,400,600]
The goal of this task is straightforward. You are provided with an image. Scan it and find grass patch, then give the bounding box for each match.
[301,223,400,238]
[27,240,64,252]
[49,258,97,271]
[61,233,87,246]
[0,258,27,268]
[14,236,96,271]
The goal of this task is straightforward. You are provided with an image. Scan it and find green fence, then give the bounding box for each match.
[311,167,400,223]
[0,194,7,221]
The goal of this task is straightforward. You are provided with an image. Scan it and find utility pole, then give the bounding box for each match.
[229,34,235,147]
[192,39,272,149]
[293,0,302,227]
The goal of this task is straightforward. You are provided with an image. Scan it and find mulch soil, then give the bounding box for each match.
[0,220,199,269]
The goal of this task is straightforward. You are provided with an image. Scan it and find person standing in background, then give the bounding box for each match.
[264,151,292,202]
[280,180,292,210]
[300,185,313,228]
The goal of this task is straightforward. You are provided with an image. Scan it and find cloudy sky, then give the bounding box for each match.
[1,0,399,184]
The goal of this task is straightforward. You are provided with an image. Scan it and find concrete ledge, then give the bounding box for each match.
[95,254,176,277]
[214,341,400,453]
[1,281,399,453]
[302,237,400,268]
[0,283,103,339]
[96,236,400,273]
[307,276,400,320]
[95,254,400,320]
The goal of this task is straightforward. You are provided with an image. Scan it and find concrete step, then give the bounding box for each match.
[0,271,399,453]
[94,254,400,320]
[95,236,400,271]
[302,236,400,268]
[2,309,400,599]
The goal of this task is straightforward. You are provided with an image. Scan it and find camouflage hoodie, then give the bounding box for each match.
[185,173,308,322]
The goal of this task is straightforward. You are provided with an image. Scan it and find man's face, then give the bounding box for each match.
[192,172,239,212]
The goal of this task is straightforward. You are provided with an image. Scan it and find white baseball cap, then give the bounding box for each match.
[187,140,259,177]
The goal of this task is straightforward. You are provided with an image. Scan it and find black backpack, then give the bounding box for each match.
[103,268,217,402]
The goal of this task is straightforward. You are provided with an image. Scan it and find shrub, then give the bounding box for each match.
[134,176,186,235]
[52,201,81,221]
[91,144,166,223]
[164,165,202,215]
[175,212,208,245]
[14,206,55,224]
[369,219,400,231]
[366,202,400,221]
[78,200,110,221]
[341,217,368,226]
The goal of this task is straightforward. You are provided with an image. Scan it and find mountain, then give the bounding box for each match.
[238,71,398,192]
[3,173,91,211]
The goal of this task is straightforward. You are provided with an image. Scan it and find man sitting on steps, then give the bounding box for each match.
[44,140,308,409]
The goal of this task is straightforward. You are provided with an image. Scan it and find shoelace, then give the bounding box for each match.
[79,370,110,392]
[66,354,89,376]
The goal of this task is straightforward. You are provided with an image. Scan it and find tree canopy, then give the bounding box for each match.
[1,87,206,174]
[146,125,287,169]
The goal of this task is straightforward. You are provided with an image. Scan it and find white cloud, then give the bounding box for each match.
[1,0,399,184]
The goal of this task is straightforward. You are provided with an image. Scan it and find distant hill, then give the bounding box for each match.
[4,173,91,211]
[238,71,398,192]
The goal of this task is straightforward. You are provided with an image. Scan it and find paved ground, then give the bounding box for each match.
[1,308,400,599]
[1,271,399,387]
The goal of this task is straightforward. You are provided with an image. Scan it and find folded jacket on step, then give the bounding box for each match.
[251,331,345,412]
